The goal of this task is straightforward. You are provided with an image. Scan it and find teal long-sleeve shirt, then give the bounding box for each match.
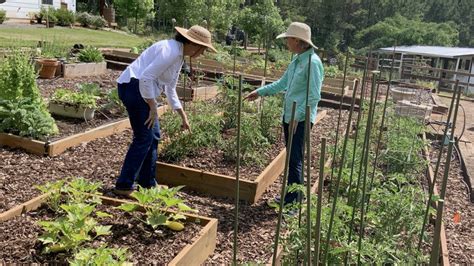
[256,48,323,124]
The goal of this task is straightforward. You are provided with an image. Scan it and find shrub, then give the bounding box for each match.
[0,51,58,139]
[78,46,104,63]
[54,8,75,26]
[0,9,6,24]
[91,15,107,29]
[76,12,92,27]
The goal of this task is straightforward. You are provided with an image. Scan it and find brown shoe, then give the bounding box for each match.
[113,188,135,199]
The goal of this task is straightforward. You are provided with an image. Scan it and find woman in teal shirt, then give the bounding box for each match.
[245,22,324,205]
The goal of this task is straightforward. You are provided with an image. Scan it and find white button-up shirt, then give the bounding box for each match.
[117,39,184,110]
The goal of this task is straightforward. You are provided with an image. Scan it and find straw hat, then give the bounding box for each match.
[175,25,217,52]
[276,22,317,49]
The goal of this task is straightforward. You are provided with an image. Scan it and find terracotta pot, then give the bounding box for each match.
[38,59,60,79]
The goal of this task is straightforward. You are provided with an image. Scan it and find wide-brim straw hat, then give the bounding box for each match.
[276,22,318,49]
[175,25,217,52]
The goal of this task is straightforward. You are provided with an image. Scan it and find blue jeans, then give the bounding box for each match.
[283,121,311,204]
[115,78,160,190]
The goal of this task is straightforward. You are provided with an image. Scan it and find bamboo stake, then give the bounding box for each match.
[429,81,461,265]
[260,32,270,134]
[356,71,380,265]
[418,83,459,250]
[365,44,397,214]
[343,52,374,263]
[232,75,243,265]
[296,52,313,264]
[305,105,312,265]
[183,60,187,111]
[345,49,372,209]
[321,62,360,265]
[314,137,327,266]
[328,49,350,197]
[272,101,297,266]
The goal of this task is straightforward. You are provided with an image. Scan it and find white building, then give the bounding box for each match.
[378,46,474,93]
[0,0,76,19]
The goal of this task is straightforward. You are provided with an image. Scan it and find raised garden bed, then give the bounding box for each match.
[62,61,107,78]
[0,105,169,156]
[0,193,217,265]
[156,110,328,203]
[176,81,219,102]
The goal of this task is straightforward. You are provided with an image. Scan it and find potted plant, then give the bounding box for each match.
[45,12,58,28]
[48,84,100,120]
[36,40,69,79]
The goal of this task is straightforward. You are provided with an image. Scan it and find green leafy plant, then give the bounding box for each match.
[51,88,99,109]
[54,8,75,26]
[117,186,195,229]
[69,245,129,266]
[37,178,111,254]
[37,177,103,212]
[77,82,102,96]
[223,113,270,166]
[160,102,222,161]
[325,65,343,78]
[39,38,69,59]
[0,51,58,139]
[102,88,126,114]
[76,12,93,27]
[78,47,104,63]
[38,203,111,253]
[91,15,107,29]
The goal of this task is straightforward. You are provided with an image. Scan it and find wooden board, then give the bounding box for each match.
[0,133,46,155]
[62,62,107,78]
[0,194,217,265]
[0,193,49,222]
[431,94,449,115]
[47,118,131,156]
[422,133,450,265]
[176,85,219,101]
[322,85,347,95]
[456,140,474,202]
[156,162,258,202]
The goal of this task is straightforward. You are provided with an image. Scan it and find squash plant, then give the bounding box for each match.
[69,245,129,265]
[117,186,195,231]
[37,178,112,254]
[0,50,58,139]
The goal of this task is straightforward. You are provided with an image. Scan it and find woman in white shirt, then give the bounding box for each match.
[114,25,216,196]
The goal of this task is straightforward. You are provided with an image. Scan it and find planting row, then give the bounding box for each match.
[276,99,442,263]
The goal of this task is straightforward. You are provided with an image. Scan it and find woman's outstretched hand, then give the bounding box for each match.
[244,90,259,101]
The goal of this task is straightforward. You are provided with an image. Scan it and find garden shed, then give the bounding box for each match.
[378,46,474,93]
[0,0,76,19]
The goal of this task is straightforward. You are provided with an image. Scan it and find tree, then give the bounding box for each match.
[114,0,154,33]
[355,14,459,49]
[237,0,284,48]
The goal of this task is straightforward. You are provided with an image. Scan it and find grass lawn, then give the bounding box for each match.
[0,26,146,48]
